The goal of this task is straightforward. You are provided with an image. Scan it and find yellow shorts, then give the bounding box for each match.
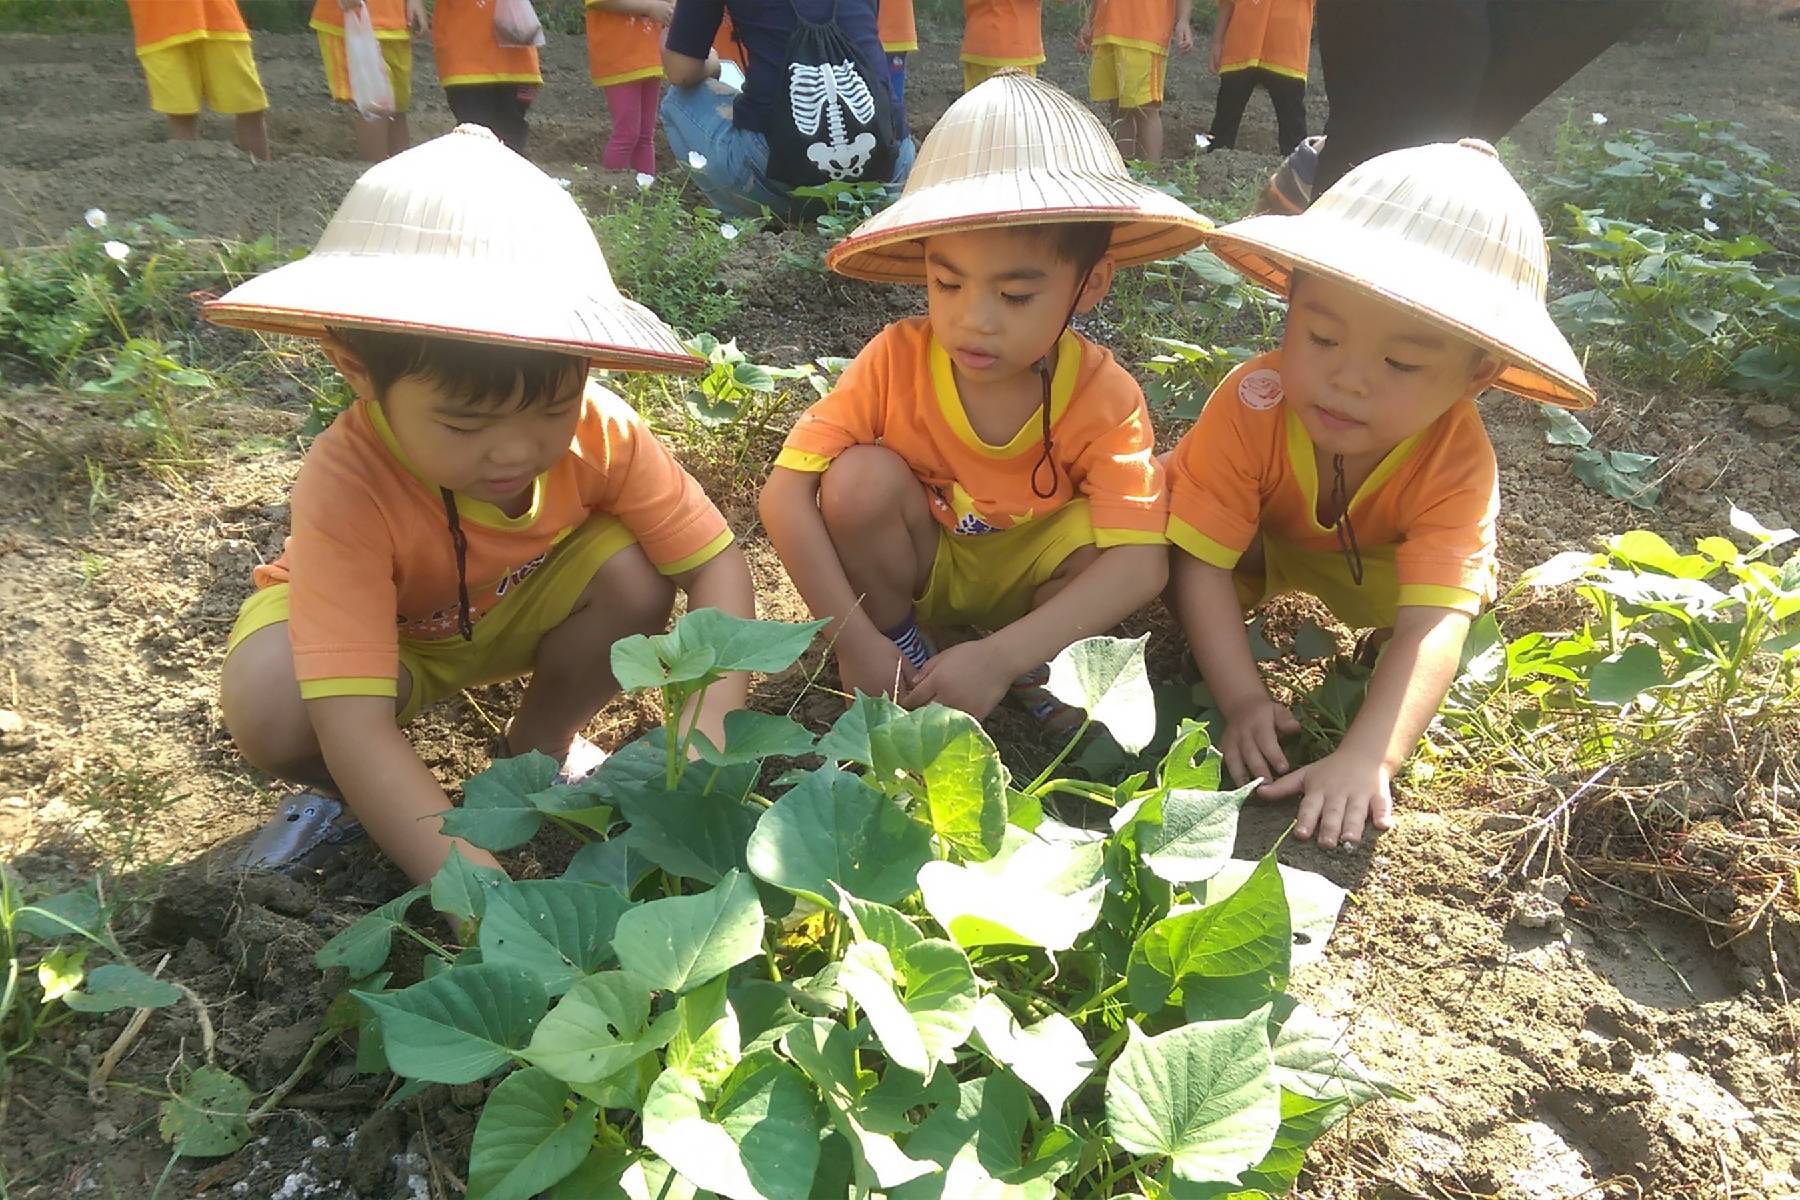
[916,500,1095,629]
[317,30,414,113]
[225,515,638,724]
[138,38,268,115]
[1090,42,1166,109]
[961,60,1039,92]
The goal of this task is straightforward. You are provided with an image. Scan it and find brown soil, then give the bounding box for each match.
[2,10,1799,1200]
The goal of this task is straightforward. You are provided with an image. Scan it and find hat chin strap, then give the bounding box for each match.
[1029,279,1093,501]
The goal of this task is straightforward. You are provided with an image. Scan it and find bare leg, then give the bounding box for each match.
[167,113,200,141]
[1136,104,1164,163]
[353,113,389,162]
[817,445,939,632]
[220,621,411,788]
[387,113,412,158]
[1109,101,1135,160]
[235,111,271,160]
[505,542,676,758]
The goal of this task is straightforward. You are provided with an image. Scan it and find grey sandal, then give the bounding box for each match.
[233,791,365,875]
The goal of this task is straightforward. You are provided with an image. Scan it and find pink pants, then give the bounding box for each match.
[602,77,661,174]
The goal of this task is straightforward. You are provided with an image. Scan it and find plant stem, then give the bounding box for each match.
[1071,977,1129,1021]
[1025,717,1093,795]
[394,923,455,962]
[248,1023,339,1123]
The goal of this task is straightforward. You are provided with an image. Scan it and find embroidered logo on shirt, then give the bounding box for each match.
[1238,368,1284,411]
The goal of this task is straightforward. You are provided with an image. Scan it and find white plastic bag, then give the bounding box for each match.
[343,4,396,118]
[493,0,546,48]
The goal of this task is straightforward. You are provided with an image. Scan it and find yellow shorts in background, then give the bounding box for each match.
[225,515,638,724]
[961,60,1039,92]
[1090,42,1167,109]
[916,500,1096,629]
[317,30,414,113]
[138,38,269,115]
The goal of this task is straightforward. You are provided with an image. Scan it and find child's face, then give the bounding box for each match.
[1280,274,1503,459]
[367,364,584,505]
[922,229,1113,386]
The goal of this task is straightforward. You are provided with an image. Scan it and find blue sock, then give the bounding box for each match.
[884,613,933,670]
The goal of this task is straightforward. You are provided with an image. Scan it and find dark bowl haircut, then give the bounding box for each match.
[1019,221,1115,281]
[326,326,586,412]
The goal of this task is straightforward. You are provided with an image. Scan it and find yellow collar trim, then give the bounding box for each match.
[365,399,547,530]
[928,329,1082,459]
[1283,409,1425,534]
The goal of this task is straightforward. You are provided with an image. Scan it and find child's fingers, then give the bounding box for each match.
[1291,776,1326,840]
[1335,793,1370,849]
[1274,706,1302,735]
[1258,762,1305,801]
[1369,787,1395,830]
[1221,740,1250,786]
[1255,721,1290,776]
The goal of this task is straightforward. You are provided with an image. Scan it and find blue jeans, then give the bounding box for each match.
[659,77,916,220]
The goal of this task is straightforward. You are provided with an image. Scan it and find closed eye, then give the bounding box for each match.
[1308,332,1338,348]
[1386,359,1422,373]
[1001,292,1036,306]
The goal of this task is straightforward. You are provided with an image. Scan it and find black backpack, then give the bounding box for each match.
[764,0,899,190]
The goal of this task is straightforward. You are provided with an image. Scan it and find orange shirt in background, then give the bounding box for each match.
[1092,0,1175,53]
[713,12,748,69]
[255,382,732,690]
[1217,0,1314,78]
[310,0,409,37]
[961,0,1044,67]
[586,0,663,86]
[776,318,1166,544]
[1165,352,1497,629]
[880,0,918,54]
[127,0,249,55]
[433,0,542,87]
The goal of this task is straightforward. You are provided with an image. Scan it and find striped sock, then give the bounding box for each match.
[884,613,934,670]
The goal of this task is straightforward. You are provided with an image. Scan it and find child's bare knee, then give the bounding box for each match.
[580,545,676,634]
[220,629,317,774]
[1052,544,1102,579]
[819,445,914,532]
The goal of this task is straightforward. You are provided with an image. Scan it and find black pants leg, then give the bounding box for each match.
[445,83,533,155]
[1208,68,1260,149]
[1266,74,1308,155]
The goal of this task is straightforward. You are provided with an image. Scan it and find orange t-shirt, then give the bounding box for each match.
[713,12,748,68]
[586,0,662,86]
[1166,353,1497,629]
[311,0,409,38]
[776,318,1166,545]
[961,0,1044,67]
[1092,0,1175,53]
[1218,0,1313,79]
[127,0,249,55]
[433,0,542,87]
[879,0,918,54]
[254,381,732,693]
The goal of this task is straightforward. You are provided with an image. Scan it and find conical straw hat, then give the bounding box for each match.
[1199,138,1594,408]
[827,71,1212,283]
[206,126,699,374]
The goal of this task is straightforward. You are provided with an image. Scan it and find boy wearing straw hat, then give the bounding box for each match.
[761,72,1210,728]
[206,127,755,884]
[1167,138,1594,850]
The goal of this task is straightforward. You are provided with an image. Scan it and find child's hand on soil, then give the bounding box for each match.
[1219,693,1300,786]
[903,640,1011,719]
[1174,19,1194,53]
[1260,747,1395,850]
[837,628,914,702]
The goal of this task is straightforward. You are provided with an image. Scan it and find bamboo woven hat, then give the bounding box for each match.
[826,71,1212,283]
[206,126,698,374]
[1199,138,1594,408]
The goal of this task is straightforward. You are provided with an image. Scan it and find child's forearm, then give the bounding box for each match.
[1175,0,1193,25]
[1170,552,1266,715]
[307,696,501,884]
[759,469,885,646]
[988,543,1168,678]
[1339,606,1471,771]
[674,543,757,747]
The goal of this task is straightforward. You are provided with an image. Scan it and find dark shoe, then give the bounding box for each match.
[232,791,365,875]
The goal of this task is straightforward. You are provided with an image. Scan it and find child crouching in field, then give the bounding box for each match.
[207,127,755,883]
[761,72,1210,729]
[1167,138,1595,849]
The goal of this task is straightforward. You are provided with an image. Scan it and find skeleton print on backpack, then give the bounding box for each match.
[789,60,877,181]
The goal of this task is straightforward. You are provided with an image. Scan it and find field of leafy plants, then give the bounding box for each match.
[1,11,1799,1200]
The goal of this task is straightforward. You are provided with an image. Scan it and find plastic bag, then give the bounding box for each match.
[343,4,395,118]
[493,0,546,49]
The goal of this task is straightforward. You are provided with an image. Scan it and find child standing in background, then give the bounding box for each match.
[879,0,918,131]
[586,0,671,176]
[312,0,426,163]
[433,0,543,154]
[961,0,1044,91]
[125,0,271,159]
[1079,0,1193,161]
[1206,0,1312,154]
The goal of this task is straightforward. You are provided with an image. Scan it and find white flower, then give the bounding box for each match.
[84,208,107,229]
[1703,217,1720,233]
[635,172,655,190]
[719,223,740,240]
[1698,192,1714,210]
[688,151,708,170]
[1590,112,1608,126]
[1194,132,1213,150]
[103,240,130,262]
[553,177,572,189]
